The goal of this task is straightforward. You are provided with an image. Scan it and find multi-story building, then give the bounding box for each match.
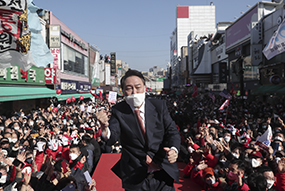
[208,22,232,92]
[170,3,216,88]
[226,1,282,95]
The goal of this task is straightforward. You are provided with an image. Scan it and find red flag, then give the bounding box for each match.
[90,90,99,99]
[99,91,103,101]
[219,98,230,110]
[192,84,198,97]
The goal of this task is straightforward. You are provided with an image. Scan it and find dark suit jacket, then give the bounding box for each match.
[107,98,181,190]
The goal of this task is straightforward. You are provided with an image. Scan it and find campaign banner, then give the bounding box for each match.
[108,91,117,104]
[254,125,272,153]
[263,19,285,60]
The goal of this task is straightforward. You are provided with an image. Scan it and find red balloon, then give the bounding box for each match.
[66,98,71,103]
[56,89,61,95]
[52,107,58,113]
[71,96,76,102]
[79,96,84,100]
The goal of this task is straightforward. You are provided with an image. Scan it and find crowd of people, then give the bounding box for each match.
[0,88,284,191]
[0,99,121,191]
[165,92,285,191]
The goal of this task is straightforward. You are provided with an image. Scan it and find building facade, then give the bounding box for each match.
[170,3,216,88]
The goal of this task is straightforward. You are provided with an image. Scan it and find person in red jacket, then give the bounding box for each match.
[68,144,87,171]
[225,159,250,191]
[277,157,285,191]
[191,164,224,191]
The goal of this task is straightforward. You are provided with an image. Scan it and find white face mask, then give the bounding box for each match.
[224,136,231,142]
[11,139,17,143]
[8,138,12,143]
[0,175,7,184]
[36,141,45,152]
[188,146,195,153]
[251,158,261,168]
[206,178,216,185]
[232,153,239,159]
[14,126,19,130]
[275,157,281,164]
[267,180,275,189]
[69,153,78,161]
[29,122,34,126]
[125,92,145,108]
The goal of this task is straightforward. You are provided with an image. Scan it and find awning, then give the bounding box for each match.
[0,86,56,102]
[251,85,285,95]
[56,92,93,101]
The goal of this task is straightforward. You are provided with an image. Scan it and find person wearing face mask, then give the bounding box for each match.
[247,172,268,191]
[34,137,47,171]
[191,165,224,191]
[257,166,277,191]
[273,129,284,143]
[225,159,250,191]
[68,144,88,172]
[276,157,285,191]
[248,151,263,169]
[96,69,180,191]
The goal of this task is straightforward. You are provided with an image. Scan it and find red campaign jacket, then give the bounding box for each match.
[69,159,84,170]
[191,168,224,191]
[34,151,45,171]
[46,145,62,160]
[204,153,218,168]
[277,172,285,191]
[183,163,195,176]
[61,146,70,162]
[227,179,250,191]
[191,143,218,168]
[95,128,101,140]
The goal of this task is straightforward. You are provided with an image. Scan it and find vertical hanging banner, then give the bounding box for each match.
[0,0,36,71]
[0,0,54,71]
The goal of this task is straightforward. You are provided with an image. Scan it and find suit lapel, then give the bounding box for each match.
[121,101,145,145]
[145,99,157,145]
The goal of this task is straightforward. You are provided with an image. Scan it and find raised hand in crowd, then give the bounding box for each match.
[278,157,285,173]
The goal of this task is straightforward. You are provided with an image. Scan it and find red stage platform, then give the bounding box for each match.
[92,153,202,191]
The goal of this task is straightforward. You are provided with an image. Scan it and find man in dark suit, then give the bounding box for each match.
[97,69,180,191]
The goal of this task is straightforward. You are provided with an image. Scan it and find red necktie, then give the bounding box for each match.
[134,109,146,140]
[135,110,159,170]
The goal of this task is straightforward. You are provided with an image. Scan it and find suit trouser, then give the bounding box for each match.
[125,169,175,191]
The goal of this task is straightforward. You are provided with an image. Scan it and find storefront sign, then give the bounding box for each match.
[78,81,91,93]
[49,25,61,48]
[56,79,78,93]
[50,48,60,69]
[61,29,87,50]
[0,65,45,85]
[56,79,93,93]
[226,6,258,50]
[44,68,60,84]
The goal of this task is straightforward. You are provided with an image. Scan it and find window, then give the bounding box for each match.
[62,43,88,76]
